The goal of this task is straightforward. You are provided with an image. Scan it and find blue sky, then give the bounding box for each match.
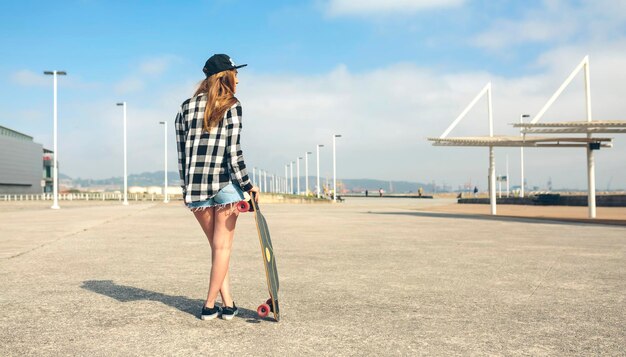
[1,0,626,190]
[1,0,546,77]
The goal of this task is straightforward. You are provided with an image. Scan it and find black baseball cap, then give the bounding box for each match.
[202,54,247,77]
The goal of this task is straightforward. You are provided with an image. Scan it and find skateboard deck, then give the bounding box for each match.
[238,194,280,321]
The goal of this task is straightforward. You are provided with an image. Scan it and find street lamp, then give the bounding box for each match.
[44,70,66,209]
[316,144,324,198]
[520,114,530,198]
[158,121,169,203]
[297,157,303,195]
[116,102,129,205]
[305,151,312,195]
[290,161,294,194]
[284,164,288,194]
[333,134,342,202]
[260,169,264,192]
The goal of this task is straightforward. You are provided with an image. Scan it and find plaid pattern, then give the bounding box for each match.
[175,94,253,204]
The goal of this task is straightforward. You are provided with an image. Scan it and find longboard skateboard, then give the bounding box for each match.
[237,193,280,321]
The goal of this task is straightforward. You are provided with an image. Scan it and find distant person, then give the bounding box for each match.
[418,187,423,197]
[379,188,383,197]
[473,186,478,197]
[365,189,369,197]
[175,54,259,321]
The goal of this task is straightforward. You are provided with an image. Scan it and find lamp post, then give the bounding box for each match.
[305,151,312,195]
[520,114,530,198]
[158,121,169,203]
[316,144,324,198]
[116,102,129,205]
[296,157,302,195]
[44,70,66,209]
[290,161,294,194]
[333,134,342,202]
[285,164,288,194]
[506,155,509,198]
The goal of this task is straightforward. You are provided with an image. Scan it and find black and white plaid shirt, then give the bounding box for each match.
[175,94,253,204]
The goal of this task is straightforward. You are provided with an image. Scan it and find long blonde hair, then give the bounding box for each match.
[193,70,238,132]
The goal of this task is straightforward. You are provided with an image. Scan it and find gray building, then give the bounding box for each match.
[0,125,51,194]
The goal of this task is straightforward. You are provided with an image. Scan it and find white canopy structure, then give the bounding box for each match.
[515,121,626,134]
[429,135,612,148]
[428,56,626,218]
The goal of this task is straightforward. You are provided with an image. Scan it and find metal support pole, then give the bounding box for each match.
[316,145,324,198]
[487,83,496,215]
[51,72,60,209]
[520,114,529,198]
[285,165,288,194]
[305,152,311,195]
[489,146,496,215]
[296,158,300,195]
[116,102,129,206]
[333,134,341,202]
[506,155,509,198]
[584,58,596,218]
[290,162,294,194]
[44,70,66,209]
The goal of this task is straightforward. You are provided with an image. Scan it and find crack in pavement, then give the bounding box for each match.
[5,204,158,260]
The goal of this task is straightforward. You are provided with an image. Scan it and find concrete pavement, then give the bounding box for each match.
[1,198,624,356]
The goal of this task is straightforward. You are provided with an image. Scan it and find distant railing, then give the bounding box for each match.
[0,193,180,202]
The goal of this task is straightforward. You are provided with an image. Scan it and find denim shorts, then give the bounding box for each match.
[187,182,245,211]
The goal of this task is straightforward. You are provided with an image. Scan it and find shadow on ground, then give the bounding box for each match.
[366,210,603,227]
[81,280,272,323]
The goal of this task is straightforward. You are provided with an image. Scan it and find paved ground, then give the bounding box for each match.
[1,197,624,356]
[421,201,626,225]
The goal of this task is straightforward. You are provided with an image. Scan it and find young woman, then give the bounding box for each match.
[175,54,259,321]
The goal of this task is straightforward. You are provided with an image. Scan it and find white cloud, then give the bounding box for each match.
[10,70,101,91]
[113,55,179,95]
[232,46,626,189]
[17,47,625,190]
[20,45,626,190]
[473,19,577,51]
[472,0,626,52]
[138,55,178,76]
[325,0,465,16]
[11,70,49,87]
[115,77,145,94]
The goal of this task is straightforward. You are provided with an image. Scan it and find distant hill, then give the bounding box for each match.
[273,176,447,193]
[61,172,450,193]
[69,171,182,188]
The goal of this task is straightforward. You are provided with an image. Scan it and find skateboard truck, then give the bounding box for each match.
[257,298,278,318]
[236,192,255,213]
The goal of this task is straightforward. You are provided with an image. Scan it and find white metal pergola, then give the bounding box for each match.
[428,56,626,218]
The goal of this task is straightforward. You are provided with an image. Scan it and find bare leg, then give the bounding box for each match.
[220,270,233,307]
[204,206,239,308]
[193,207,237,307]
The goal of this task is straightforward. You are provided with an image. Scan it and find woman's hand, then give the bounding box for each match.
[248,186,260,202]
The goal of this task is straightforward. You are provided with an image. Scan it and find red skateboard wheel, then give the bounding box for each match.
[257,303,270,318]
[236,200,250,212]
